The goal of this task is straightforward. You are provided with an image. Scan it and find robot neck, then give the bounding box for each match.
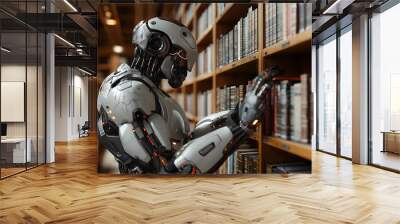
[131,47,163,86]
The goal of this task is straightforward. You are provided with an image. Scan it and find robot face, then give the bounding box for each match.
[161,45,189,88]
[132,17,198,88]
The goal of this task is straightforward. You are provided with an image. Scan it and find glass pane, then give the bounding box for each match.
[371,3,400,171]
[27,30,38,169]
[318,35,337,154]
[38,32,45,165]
[1,30,27,177]
[339,27,352,158]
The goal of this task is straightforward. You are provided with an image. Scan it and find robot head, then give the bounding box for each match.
[132,17,198,88]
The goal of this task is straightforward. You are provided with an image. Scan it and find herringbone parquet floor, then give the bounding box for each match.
[1,136,400,223]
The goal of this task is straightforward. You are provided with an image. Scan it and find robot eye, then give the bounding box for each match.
[149,37,164,51]
[147,33,170,56]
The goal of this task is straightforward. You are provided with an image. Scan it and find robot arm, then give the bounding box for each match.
[173,75,270,174]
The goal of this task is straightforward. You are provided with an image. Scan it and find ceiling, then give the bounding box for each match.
[97,3,179,76]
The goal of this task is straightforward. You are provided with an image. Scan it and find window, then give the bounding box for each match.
[317,35,337,154]
[370,2,400,171]
[339,26,352,158]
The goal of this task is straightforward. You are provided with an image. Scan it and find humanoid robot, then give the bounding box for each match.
[97,17,270,174]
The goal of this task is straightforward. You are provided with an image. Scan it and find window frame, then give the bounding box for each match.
[315,21,353,160]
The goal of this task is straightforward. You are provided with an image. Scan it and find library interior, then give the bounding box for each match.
[1,0,400,223]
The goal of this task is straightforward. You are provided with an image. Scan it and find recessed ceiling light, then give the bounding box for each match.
[113,45,124,54]
[78,67,93,76]
[54,34,75,48]
[1,47,11,53]
[63,0,78,12]
[106,18,117,26]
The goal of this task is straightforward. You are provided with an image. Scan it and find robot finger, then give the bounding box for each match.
[253,76,265,93]
[256,83,269,97]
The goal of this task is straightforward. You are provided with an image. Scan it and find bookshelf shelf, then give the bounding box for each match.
[263,136,311,161]
[215,54,258,76]
[215,3,256,26]
[263,31,312,57]
[249,132,257,141]
[186,112,198,123]
[164,87,174,93]
[197,71,214,82]
[182,78,195,88]
[195,3,210,16]
[196,25,213,47]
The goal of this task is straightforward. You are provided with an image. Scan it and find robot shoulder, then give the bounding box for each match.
[98,76,158,125]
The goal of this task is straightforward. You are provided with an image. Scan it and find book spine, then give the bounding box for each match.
[233,24,238,61]
[255,7,258,53]
[228,30,233,63]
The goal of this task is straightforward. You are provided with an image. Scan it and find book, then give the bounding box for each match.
[290,83,301,141]
[228,30,233,64]
[185,4,195,25]
[217,6,258,68]
[197,89,212,119]
[216,3,227,18]
[300,74,309,143]
[197,4,213,37]
[266,74,310,143]
[197,44,213,75]
[265,3,310,47]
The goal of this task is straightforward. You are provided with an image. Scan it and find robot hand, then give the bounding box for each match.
[239,74,270,132]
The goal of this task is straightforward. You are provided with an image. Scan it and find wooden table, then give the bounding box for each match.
[381,131,400,154]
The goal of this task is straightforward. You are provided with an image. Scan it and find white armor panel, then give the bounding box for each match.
[148,114,171,150]
[154,89,190,146]
[174,127,233,173]
[119,123,151,163]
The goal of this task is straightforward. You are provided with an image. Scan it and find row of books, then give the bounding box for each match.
[197,4,213,38]
[218,144,259,174]
[197,90,212,119]
[197,44,213,75]
[186,92,195,115]
[217,6,258,68]
[185,4,195,25]
[270,74,310,143]
[216,84,247,112]
[216,84,249,174]
[265,3,312,47]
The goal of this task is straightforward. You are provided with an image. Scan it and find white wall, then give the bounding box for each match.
[54,67,89,141]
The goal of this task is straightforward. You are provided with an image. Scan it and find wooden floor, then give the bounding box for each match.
[1,136,400,223]
[372,150,400,171]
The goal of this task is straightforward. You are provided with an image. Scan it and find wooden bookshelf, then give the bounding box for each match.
[263,136,311,161]
[215,54,258,76]
[186,112,198,123]
[263,31,312,57]
[165,3,312,173]
[197,25,213,47]
[197,71,213,82]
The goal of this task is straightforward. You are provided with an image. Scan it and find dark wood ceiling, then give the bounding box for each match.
[98,3,179,76]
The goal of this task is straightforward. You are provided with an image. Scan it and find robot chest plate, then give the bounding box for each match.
[156,90,190,143]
